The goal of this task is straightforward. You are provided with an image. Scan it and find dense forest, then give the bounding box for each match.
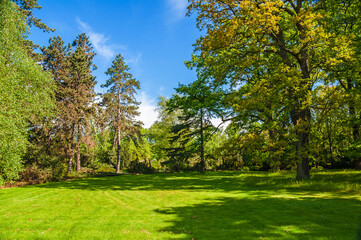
[1,0,361,185]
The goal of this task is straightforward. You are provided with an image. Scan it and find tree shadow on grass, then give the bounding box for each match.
[155,196,361,240]
[33,171,361,197]
[34,172,249,192]
[29,171,361,239]
[243,171,361,189]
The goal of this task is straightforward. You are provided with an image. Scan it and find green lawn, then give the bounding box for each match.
[1,170,361,239]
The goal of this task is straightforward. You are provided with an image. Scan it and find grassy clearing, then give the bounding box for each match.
[1,170,361,239]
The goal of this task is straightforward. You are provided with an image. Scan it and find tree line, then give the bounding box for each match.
[157,0,361,179]
[1,0,361,184]
[0,0,143,184]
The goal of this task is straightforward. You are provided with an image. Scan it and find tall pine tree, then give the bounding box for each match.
[69,33,97,173]
[41,36,73,170]
[101,54,141,173]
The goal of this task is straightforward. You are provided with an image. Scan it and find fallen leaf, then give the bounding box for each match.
[191,216,198,219]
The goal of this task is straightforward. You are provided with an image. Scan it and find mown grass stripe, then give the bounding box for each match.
[1,170,361,239]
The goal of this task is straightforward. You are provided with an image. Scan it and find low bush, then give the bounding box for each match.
[128,161,155,174]
[18,162,67,183]
[97,164,116,173]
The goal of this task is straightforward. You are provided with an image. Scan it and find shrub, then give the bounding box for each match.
[18,162,67,183]
[128,161,155,174]
[97,164,116,173]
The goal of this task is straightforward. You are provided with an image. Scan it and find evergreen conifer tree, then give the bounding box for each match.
[101,54,142,173]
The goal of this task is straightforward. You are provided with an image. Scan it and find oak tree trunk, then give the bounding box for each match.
[291,103,311,180]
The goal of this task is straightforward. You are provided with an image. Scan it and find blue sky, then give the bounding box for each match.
[29,0,200,128]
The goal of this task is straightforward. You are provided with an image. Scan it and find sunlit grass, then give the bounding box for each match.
[1,170,361,239]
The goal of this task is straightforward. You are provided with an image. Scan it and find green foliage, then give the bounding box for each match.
[147,97,180,162]
[0,0,54,184]
[101,53,142,173]
[166,78,224,172]
[94,129,116,166]
[18,162,67,183]
[39,33,97,174]
[4,0,361,185]
[127,160,155,174]
[184,0,361,177]
[13,0,54,32]
[97,163,116,173]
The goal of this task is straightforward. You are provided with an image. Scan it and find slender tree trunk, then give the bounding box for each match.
[268,129,280,172]
[68,127,75,173]
[76,124,81,173]
[347,79,361,169]
[327,123,334,163]
[46,127,52,155]
[200,109,205,173]
[68,144,74,173]
[116,128,121,173]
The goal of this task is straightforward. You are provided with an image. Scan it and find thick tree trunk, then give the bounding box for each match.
[291,108,311,180]
[76,124,81,173]
[116,129,121,174]
[296,133,310,179]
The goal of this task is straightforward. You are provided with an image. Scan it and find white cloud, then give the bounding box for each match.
[167,0,188,21]
[211,118,231,130]
[125,52,142,77]
[136,92,158,129]
[210,118,223,128]
[76,17,117,60]
[126,52,142,66]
